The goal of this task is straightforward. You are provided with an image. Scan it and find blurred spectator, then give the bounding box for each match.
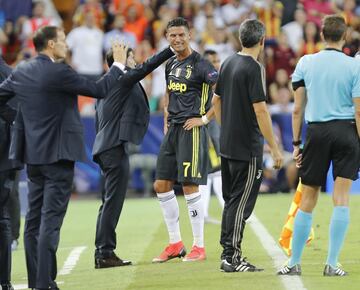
[341,0,359,26]
[297,21,324,56]
[73,0,105,29]
[254,0,284,46]
[269,87,294,114]
[124,2,148,43]
[282,8,307,53]
[270,31,296,77]
[178,0,199,24]
[133,39,161,110]
[301,0,335,27]
[268,68,290,102]
[221,0,252,32]
[103,14,137,52]
[151,4,178,46]
[203,26,236,62]
[193,0,225,34]
[21,1,59,51]
[67,10,104,79]
[1,18,27,64]
[108,0,138,15]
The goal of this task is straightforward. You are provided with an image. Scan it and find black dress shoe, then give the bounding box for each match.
[1,283,14,290]
[95,253,132,269]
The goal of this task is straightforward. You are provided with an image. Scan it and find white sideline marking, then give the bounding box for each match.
[58,246,87,275]
[13,246,86,289]
[13,284,28,290]
[249,214,307,290]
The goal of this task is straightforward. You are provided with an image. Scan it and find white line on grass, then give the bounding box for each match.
[13,246,86,289]
[249,214,307,290]
[13,284,28,290]
[58,246,87,275]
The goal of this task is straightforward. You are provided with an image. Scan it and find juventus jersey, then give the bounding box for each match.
[165,50,218,124]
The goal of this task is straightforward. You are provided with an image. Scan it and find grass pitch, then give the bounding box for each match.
[11,193,360,290]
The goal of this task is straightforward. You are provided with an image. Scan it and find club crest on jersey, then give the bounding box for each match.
[168,80,187,93]
[185,65,192,79]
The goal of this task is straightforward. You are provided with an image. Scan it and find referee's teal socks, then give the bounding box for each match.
[289,210,312,267]
[326,206,350,267]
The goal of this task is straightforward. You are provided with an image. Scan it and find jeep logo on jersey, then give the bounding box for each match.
[168,80,187,93]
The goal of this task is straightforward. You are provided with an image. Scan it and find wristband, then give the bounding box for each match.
[201,115,210,125]
[292,140,302,146]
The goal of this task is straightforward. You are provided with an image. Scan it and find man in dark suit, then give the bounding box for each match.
[92,46,174,268]
[0,57,21,290]
[0,26,128,290]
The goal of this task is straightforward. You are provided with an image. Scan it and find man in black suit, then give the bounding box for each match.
[0,26,128,290]
[0,57,21,290]
[93,46,174,268]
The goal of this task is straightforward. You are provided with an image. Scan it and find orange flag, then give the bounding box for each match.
[279,180,315,256]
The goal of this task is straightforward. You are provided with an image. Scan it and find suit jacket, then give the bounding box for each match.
[0,54,123,165]
[0,58,22,171]
[92,47,174,158]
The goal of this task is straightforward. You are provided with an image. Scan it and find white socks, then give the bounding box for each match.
[157,190,181,244]
[200,173,225,220]
[212,174,224,208]
[157,190,205,248]
[185,192,204,248]
[199,184,211,218]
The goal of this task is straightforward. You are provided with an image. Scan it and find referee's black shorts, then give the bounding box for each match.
[155,123,208,185]
[300,120,360,186]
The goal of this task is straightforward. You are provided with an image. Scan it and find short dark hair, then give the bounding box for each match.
[322,15,347,42]
[33,26,61,52]
[106,47,133,67]
[238,19,265,48]
[203,49,217,57]
[166,17,190,32]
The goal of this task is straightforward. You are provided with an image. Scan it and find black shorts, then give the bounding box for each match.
[155,124,208,185]
[300,120,360,186]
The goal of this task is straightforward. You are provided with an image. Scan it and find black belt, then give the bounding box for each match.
[308,119,355,124]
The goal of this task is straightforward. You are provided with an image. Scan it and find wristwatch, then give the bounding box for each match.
[292,140,302,146]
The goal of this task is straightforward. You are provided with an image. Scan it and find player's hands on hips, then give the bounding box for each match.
[271,147,283,169]
[293,146,302,168]
[112,42,128,65]
[183,118,204,130]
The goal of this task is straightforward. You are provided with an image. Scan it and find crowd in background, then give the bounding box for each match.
[1,0,360,193]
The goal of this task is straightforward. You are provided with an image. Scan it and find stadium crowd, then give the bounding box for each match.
[1,0,360,194]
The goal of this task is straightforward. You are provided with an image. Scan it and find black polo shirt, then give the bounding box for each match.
[215,53,267,161]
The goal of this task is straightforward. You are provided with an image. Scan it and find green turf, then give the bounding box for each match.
[10,194,360,290]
